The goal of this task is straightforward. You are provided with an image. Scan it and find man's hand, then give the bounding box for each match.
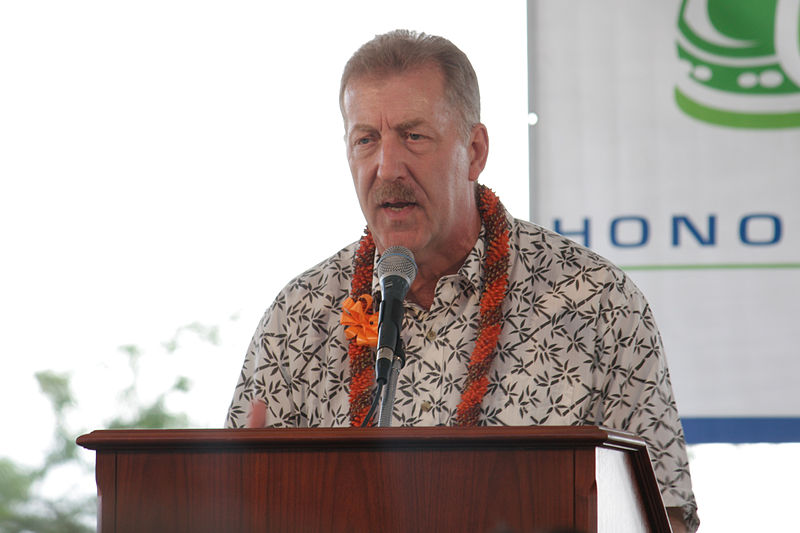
[667,507,688,533]
[246,398,267,428]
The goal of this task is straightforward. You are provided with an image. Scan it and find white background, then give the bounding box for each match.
[0,0,528,465]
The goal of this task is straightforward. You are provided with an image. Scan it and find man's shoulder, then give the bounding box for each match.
[278,240,360,298]
[508,216,649,302]
[248,241,361,350]
[511,218,623,275]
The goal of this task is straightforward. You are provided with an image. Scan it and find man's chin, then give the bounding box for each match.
[371,229,424,255]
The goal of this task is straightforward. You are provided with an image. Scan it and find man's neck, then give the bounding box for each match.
[406,217,481,310]
[407,258,466,310]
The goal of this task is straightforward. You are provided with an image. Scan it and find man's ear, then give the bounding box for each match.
[467,123,489,182]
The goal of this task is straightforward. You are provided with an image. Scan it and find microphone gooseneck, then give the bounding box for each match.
[375,246,417,385]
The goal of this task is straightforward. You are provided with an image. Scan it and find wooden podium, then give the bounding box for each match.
[77,426,672,533]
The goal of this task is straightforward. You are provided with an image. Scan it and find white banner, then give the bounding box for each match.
[527,0,800,438]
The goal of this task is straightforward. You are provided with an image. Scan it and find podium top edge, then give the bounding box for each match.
[76,425,646,451]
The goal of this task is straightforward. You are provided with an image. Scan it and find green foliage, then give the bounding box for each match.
[162,322,220,353]
[0,321,222,532]
[106,394,190,430]
[0,459,35,511]
[0,371,93,533]
[35,372,74,415]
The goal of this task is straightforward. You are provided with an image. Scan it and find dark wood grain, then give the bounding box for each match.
[574,448,599,532]
[95,452,115,533]
[77,425,644,450]
[77,426,671,533]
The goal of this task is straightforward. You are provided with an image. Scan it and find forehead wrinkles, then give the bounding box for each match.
[346,107,453,146]
[346,95,439,128]
[343,69,449,130]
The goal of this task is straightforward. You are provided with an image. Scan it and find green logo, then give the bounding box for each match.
[676,0,800,128]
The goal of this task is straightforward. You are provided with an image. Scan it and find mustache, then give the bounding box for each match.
[373,182,418,205]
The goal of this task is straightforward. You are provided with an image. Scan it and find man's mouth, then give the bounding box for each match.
[374,182,418,212]
[381,201,417,211]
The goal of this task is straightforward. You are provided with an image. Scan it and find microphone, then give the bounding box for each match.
[375,246,417,384]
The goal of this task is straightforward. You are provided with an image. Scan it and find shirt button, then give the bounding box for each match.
[426,329,437,342]
[420,400,432,412]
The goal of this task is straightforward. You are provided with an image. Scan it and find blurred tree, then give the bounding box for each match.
[0,321,221,532]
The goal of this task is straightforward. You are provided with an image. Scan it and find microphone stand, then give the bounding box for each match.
[377,340,404,427]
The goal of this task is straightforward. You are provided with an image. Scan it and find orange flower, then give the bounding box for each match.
[341,294,379,347]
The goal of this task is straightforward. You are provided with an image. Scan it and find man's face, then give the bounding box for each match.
[343,65,485,261]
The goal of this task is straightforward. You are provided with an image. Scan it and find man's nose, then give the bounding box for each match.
[376,136,406,181]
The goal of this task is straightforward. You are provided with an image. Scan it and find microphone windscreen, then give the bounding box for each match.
[376,246,418,286]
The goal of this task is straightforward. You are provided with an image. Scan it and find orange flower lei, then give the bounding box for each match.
[341,294,379,347]
[346,229,377,426]
[346,184,510,427]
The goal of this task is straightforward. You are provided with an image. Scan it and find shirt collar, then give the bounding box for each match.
[369,218,497,299]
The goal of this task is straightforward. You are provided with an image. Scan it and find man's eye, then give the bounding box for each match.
[407,133,423,141]
[355,137,372,146]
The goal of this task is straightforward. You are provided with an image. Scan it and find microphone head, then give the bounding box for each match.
[376,246,418,286]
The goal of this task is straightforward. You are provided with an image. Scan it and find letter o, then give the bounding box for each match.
[739,214,782,246]
[610,216,649,248]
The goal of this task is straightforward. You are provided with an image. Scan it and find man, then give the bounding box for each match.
[226,30,698,531]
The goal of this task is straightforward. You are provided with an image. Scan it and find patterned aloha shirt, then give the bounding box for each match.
[226,211,699,530]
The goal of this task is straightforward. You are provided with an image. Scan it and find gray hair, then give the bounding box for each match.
[339,29,481,138]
